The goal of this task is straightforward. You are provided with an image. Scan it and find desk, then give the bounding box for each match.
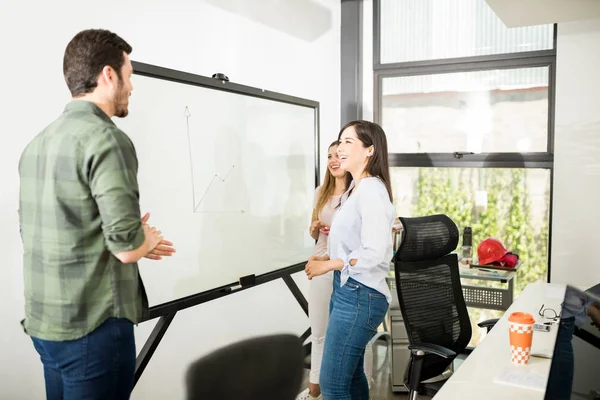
[433,282,566,400]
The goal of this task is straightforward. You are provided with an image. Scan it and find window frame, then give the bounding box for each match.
[372,0,557,281]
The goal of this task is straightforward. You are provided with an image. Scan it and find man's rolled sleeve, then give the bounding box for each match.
[84,127,145,255]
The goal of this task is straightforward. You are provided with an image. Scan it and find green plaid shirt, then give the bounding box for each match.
[18,100,148,341]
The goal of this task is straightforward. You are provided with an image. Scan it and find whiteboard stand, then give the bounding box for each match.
[134,263,311,387]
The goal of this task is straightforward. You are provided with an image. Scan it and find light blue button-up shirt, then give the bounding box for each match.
[327,177,396,303]
[561,285,600,327]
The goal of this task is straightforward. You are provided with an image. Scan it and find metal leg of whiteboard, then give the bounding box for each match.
[132,266,310,388]
[134,313,176,385]
[282,274,313,367]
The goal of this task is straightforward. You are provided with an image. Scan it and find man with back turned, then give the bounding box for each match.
[18,29,175,399]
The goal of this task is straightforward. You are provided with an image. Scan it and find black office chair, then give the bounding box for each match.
[185,334,304,400]
[393,214,497,399]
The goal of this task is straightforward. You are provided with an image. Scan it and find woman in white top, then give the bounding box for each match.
[305,121,395,400]
[296,141,373,400]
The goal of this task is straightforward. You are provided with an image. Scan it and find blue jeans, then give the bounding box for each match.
[30,317,136,400]
[320,271,389,400]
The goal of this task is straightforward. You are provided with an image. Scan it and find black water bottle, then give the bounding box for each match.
[461,227,473,265]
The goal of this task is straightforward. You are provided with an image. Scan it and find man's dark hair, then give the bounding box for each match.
[63,29,132,97]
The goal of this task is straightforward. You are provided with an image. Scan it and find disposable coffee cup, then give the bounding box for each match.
[508,312,535,365]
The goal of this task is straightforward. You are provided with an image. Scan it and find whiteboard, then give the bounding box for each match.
[115,63,318,306]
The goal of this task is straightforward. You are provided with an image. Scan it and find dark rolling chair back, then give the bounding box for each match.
[393,214,472,399]
[185,334,304,400]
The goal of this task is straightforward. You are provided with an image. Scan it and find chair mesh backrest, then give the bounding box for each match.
[393,215,472,382]
[396,214,459,262]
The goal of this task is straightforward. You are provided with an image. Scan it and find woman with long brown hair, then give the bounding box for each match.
[296,140,374,400]
[305,121,394,400]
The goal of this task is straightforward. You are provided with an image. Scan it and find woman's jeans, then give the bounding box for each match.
[320,271,389,400]
[308,270,374,386]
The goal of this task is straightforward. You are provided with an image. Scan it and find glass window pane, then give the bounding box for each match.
[467,307,504,347]
[391,167,550,298]
[380,0,554,64]
[382,67,549,153]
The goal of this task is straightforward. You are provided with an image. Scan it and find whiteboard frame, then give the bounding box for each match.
[131,61,320,385]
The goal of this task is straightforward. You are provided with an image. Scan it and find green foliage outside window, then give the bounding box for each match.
[411,167,550,345]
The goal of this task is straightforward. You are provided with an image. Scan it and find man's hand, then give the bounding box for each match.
[145,239,176,260]
[588,303,600,330]
[142,221,162,251]
[141,213,175,260]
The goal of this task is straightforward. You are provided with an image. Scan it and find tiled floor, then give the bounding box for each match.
[369,340,409,400]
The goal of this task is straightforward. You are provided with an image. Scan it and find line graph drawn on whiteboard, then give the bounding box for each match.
[185,106,246,214]
[194,165,238,212]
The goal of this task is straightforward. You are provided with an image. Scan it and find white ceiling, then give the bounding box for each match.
[485,0,600,27]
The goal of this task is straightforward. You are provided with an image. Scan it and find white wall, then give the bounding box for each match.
[0,1,340,399]
[551,18,600,288]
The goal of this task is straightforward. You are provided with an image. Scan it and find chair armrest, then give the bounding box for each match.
[408,343,456,359]
[478,318,500,332]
